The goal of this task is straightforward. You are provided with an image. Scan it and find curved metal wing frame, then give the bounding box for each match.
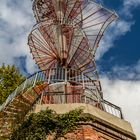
[28,23,93,73]
[29,0,117,74]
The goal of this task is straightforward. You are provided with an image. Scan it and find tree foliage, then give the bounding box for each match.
[0,64,24,104]
[10,108,94,140]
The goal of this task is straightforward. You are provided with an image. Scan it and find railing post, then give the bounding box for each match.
[13,87,18,97]
[65,68,67,103]
[81,73,85,103]
[82,73,85,90]
[33,72,38,87]
[48,69,51,84]
[65,68,67,83]
[120,108,124,119]
[40,91,44,105]
[22,79,27,94]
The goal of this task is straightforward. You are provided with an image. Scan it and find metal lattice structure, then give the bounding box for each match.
[0,0,121,137]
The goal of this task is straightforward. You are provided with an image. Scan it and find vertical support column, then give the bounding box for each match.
[64,68,67,103]
[54,0,68,64]
[82,73,85,103]
[47,69,51,103]
[48,69,51,84]
[82,73,85,90]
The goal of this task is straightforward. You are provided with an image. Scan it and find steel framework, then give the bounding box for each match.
[0,0,120,137]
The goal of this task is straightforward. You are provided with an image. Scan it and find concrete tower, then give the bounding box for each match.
[0,0,137,139]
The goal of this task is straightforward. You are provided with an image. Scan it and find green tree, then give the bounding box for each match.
[10,108,94,140]
[0,64,24,104]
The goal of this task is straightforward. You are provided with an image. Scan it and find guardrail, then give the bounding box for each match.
[0,68,123,119]
[37,92,123,119]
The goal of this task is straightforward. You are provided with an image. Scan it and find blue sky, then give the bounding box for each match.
[97,0,140,80]
[0,0,140,139]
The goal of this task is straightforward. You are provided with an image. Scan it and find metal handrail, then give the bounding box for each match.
[0,68,123,119]
[0,68,100,111]
[37,92,123,119]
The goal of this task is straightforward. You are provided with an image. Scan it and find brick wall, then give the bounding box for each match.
[64,125,111,140]
[47,125,112,140]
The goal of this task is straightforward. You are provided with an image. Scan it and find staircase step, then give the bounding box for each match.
[3,110,18,115]
[22,93,35,104]
[13,98,31,107]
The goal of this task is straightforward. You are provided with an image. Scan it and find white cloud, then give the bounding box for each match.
[103,60,140,80]
[96,20,134,59]
[101,76,140,139]
[0,0,37,74]
[100,59,140,139]
[123,0,140,18]
[96,0,140,59]
[96,2,140,138]
[95,1,140,137]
